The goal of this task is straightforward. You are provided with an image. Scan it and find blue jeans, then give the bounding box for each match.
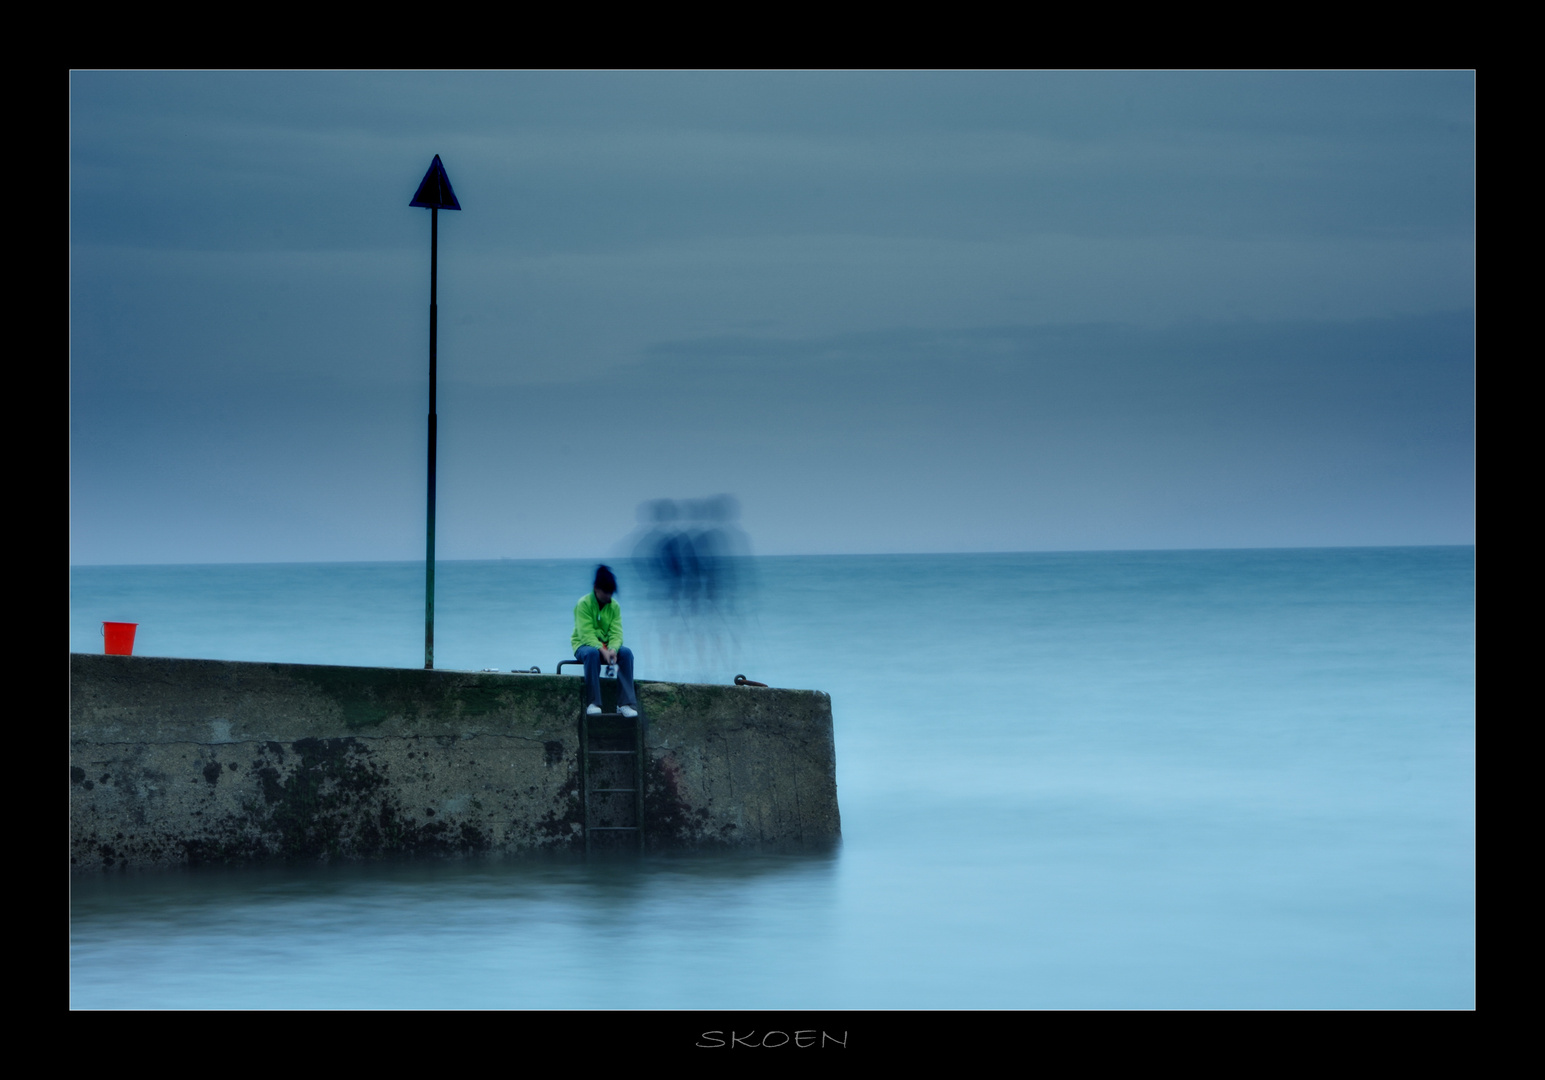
[575,645,636,709]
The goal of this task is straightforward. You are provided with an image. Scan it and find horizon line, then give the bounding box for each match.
[69,541,1476,570]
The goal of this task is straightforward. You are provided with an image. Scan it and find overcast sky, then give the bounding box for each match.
[69,71,1474,564]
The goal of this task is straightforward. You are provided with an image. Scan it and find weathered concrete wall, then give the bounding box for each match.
[69,654,839,871]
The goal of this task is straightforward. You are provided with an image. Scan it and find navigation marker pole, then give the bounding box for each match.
[410,155,461,669]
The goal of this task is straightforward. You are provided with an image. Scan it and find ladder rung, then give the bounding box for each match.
[588,827,639,831]
[592,788,636,793]
[587,750,636,755]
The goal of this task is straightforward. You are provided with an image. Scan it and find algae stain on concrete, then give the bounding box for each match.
[295,668,423,729]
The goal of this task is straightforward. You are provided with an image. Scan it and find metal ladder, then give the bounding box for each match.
[579,708,645,854]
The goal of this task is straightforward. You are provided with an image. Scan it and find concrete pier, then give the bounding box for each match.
[69,654,840,871]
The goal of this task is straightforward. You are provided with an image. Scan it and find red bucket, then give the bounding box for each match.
[103,622,138,655]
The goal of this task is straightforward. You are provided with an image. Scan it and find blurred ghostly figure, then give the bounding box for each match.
[626,494,753,682]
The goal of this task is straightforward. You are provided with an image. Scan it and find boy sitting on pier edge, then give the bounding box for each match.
[572,564,639,718]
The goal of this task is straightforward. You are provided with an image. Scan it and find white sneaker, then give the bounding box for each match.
[619,705,638,719]
[586,704,602,716]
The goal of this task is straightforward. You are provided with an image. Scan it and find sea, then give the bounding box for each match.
[68,547,1475,1009]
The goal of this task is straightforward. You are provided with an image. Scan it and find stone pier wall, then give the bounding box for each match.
[69,654,840,871]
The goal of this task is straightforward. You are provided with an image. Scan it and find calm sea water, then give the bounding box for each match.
[68,548,1475,1009]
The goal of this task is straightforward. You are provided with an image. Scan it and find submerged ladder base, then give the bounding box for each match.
[580,708,645,854]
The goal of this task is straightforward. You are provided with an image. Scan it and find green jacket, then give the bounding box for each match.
[572,592,623,652]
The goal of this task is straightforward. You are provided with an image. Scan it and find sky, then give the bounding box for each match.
[69,71,1475,564]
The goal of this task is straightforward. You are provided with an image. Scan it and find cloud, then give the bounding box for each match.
[70,314,1474,563]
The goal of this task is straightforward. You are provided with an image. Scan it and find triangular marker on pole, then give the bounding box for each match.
[410,155,462,211]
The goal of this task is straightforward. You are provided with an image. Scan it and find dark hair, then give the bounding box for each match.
[593,564,618,593]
